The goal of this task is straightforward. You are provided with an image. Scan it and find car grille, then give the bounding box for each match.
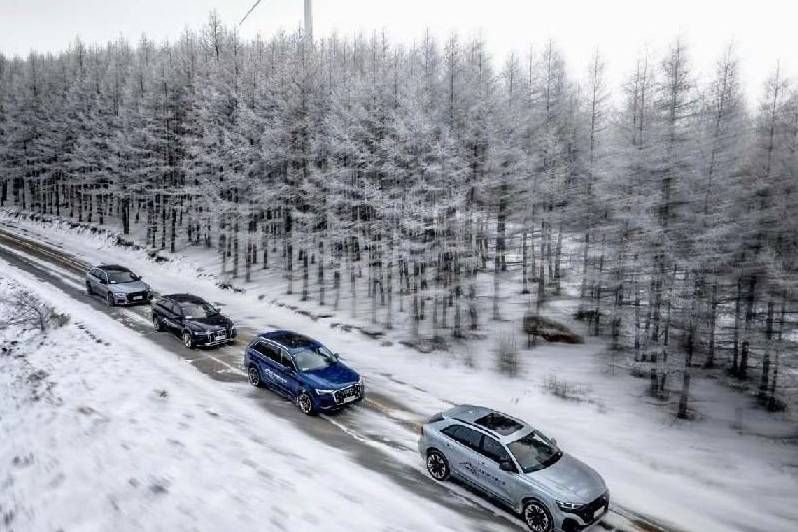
[126,291,148,301]
[333,384,361,404]
[574,491,609,523]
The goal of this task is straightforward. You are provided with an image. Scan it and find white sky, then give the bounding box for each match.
[1,0,796,106]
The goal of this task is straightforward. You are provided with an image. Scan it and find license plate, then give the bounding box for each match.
[342,394,357,404]
[133,295,143,300]
[215,334,226,342]
[593,506,605,519]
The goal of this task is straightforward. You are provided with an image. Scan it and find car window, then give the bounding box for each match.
[251,341,271,356]
[482,436,513,465]
[179,301,218,318]
[281,352,296,370]
[292,346,335,372]
[261,343,284,366]
[106,270,138,283]
[507,431,562,473]
[442,425,483,452]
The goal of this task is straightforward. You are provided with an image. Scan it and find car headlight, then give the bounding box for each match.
[556,501,585,512]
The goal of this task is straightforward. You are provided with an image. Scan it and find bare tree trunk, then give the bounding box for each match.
[705,279,718,368]
[318,239,325,305]
[759,301,774,400]
[732,277,742,374]
[739,274,757,379]
[677,372,691,419]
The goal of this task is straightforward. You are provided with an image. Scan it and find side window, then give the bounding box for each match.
[482,436,512,465]
[442,425,483,452]
[281,352,295,370]
[262,344,284,366]
[169,302,182,316]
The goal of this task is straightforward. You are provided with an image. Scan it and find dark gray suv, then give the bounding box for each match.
[85,264,152,306]
[419,405,608,532]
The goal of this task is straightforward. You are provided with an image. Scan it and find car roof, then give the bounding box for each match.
[96,264,131,272]
[442,405,532,443]
[258,330,321,352]
[162,293,207,304]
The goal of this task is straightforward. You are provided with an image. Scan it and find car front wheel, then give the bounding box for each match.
[183,331,195,349]
[153,314,163,332]
[426,450,451,481]
[85,282,92,296]
[297,392,316,416]
[522,500,553,532]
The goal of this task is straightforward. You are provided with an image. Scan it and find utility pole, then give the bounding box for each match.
[304,0,313,43]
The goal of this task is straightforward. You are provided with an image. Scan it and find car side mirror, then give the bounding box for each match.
[500,459,516,473]
[550,438,558,446]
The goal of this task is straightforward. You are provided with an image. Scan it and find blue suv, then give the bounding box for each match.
[244,331,364,415]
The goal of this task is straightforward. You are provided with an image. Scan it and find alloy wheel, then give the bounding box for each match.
[183,332,193,349]
[298,393,314,415]
[523,501,551,532]
[153,315,162,331]
[426,451,449,481]
[248,366,261,387]
[106,292,114,306]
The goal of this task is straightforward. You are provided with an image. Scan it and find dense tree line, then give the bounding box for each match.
[1,14,796,414]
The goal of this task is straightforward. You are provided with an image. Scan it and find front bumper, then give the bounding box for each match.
[315,383,365,410]
[113,291,151,305]
[191,330,232,347]
[558,491,610,532]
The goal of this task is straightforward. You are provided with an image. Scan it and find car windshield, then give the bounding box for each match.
[507,431,562,473]
[179,301,219,318]
[107,270,138,283]
[291,345,336,372]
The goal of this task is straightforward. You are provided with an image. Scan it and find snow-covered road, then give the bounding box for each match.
[0,230,531,532]
[0,226,666,532]
[2,217,795,532]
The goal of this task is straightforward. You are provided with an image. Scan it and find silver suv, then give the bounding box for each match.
[418,405,608,532]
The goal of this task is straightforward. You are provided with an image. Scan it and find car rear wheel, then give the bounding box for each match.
[106,292,115,306]
[297,392,316,416]
[182,331,194,349]
[248,365,264,388]
[426,450,451,481]
[522,500,552,532]
[85,282,92,296]
[153,314,163,332]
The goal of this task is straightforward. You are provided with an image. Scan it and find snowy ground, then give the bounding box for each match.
[1,210,798,532]
[0,267,502,532]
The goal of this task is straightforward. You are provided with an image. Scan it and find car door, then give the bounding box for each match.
[163,301,182,332]
[90,269,104,294]
[99,270,111,297]
[475,435,517,505]
[258,343,290,393]
[441,425,485,488]
[87,269,97,291]
[279,351,302,400]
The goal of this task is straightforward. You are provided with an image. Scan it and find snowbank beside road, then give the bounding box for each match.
[0,264,482,532]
